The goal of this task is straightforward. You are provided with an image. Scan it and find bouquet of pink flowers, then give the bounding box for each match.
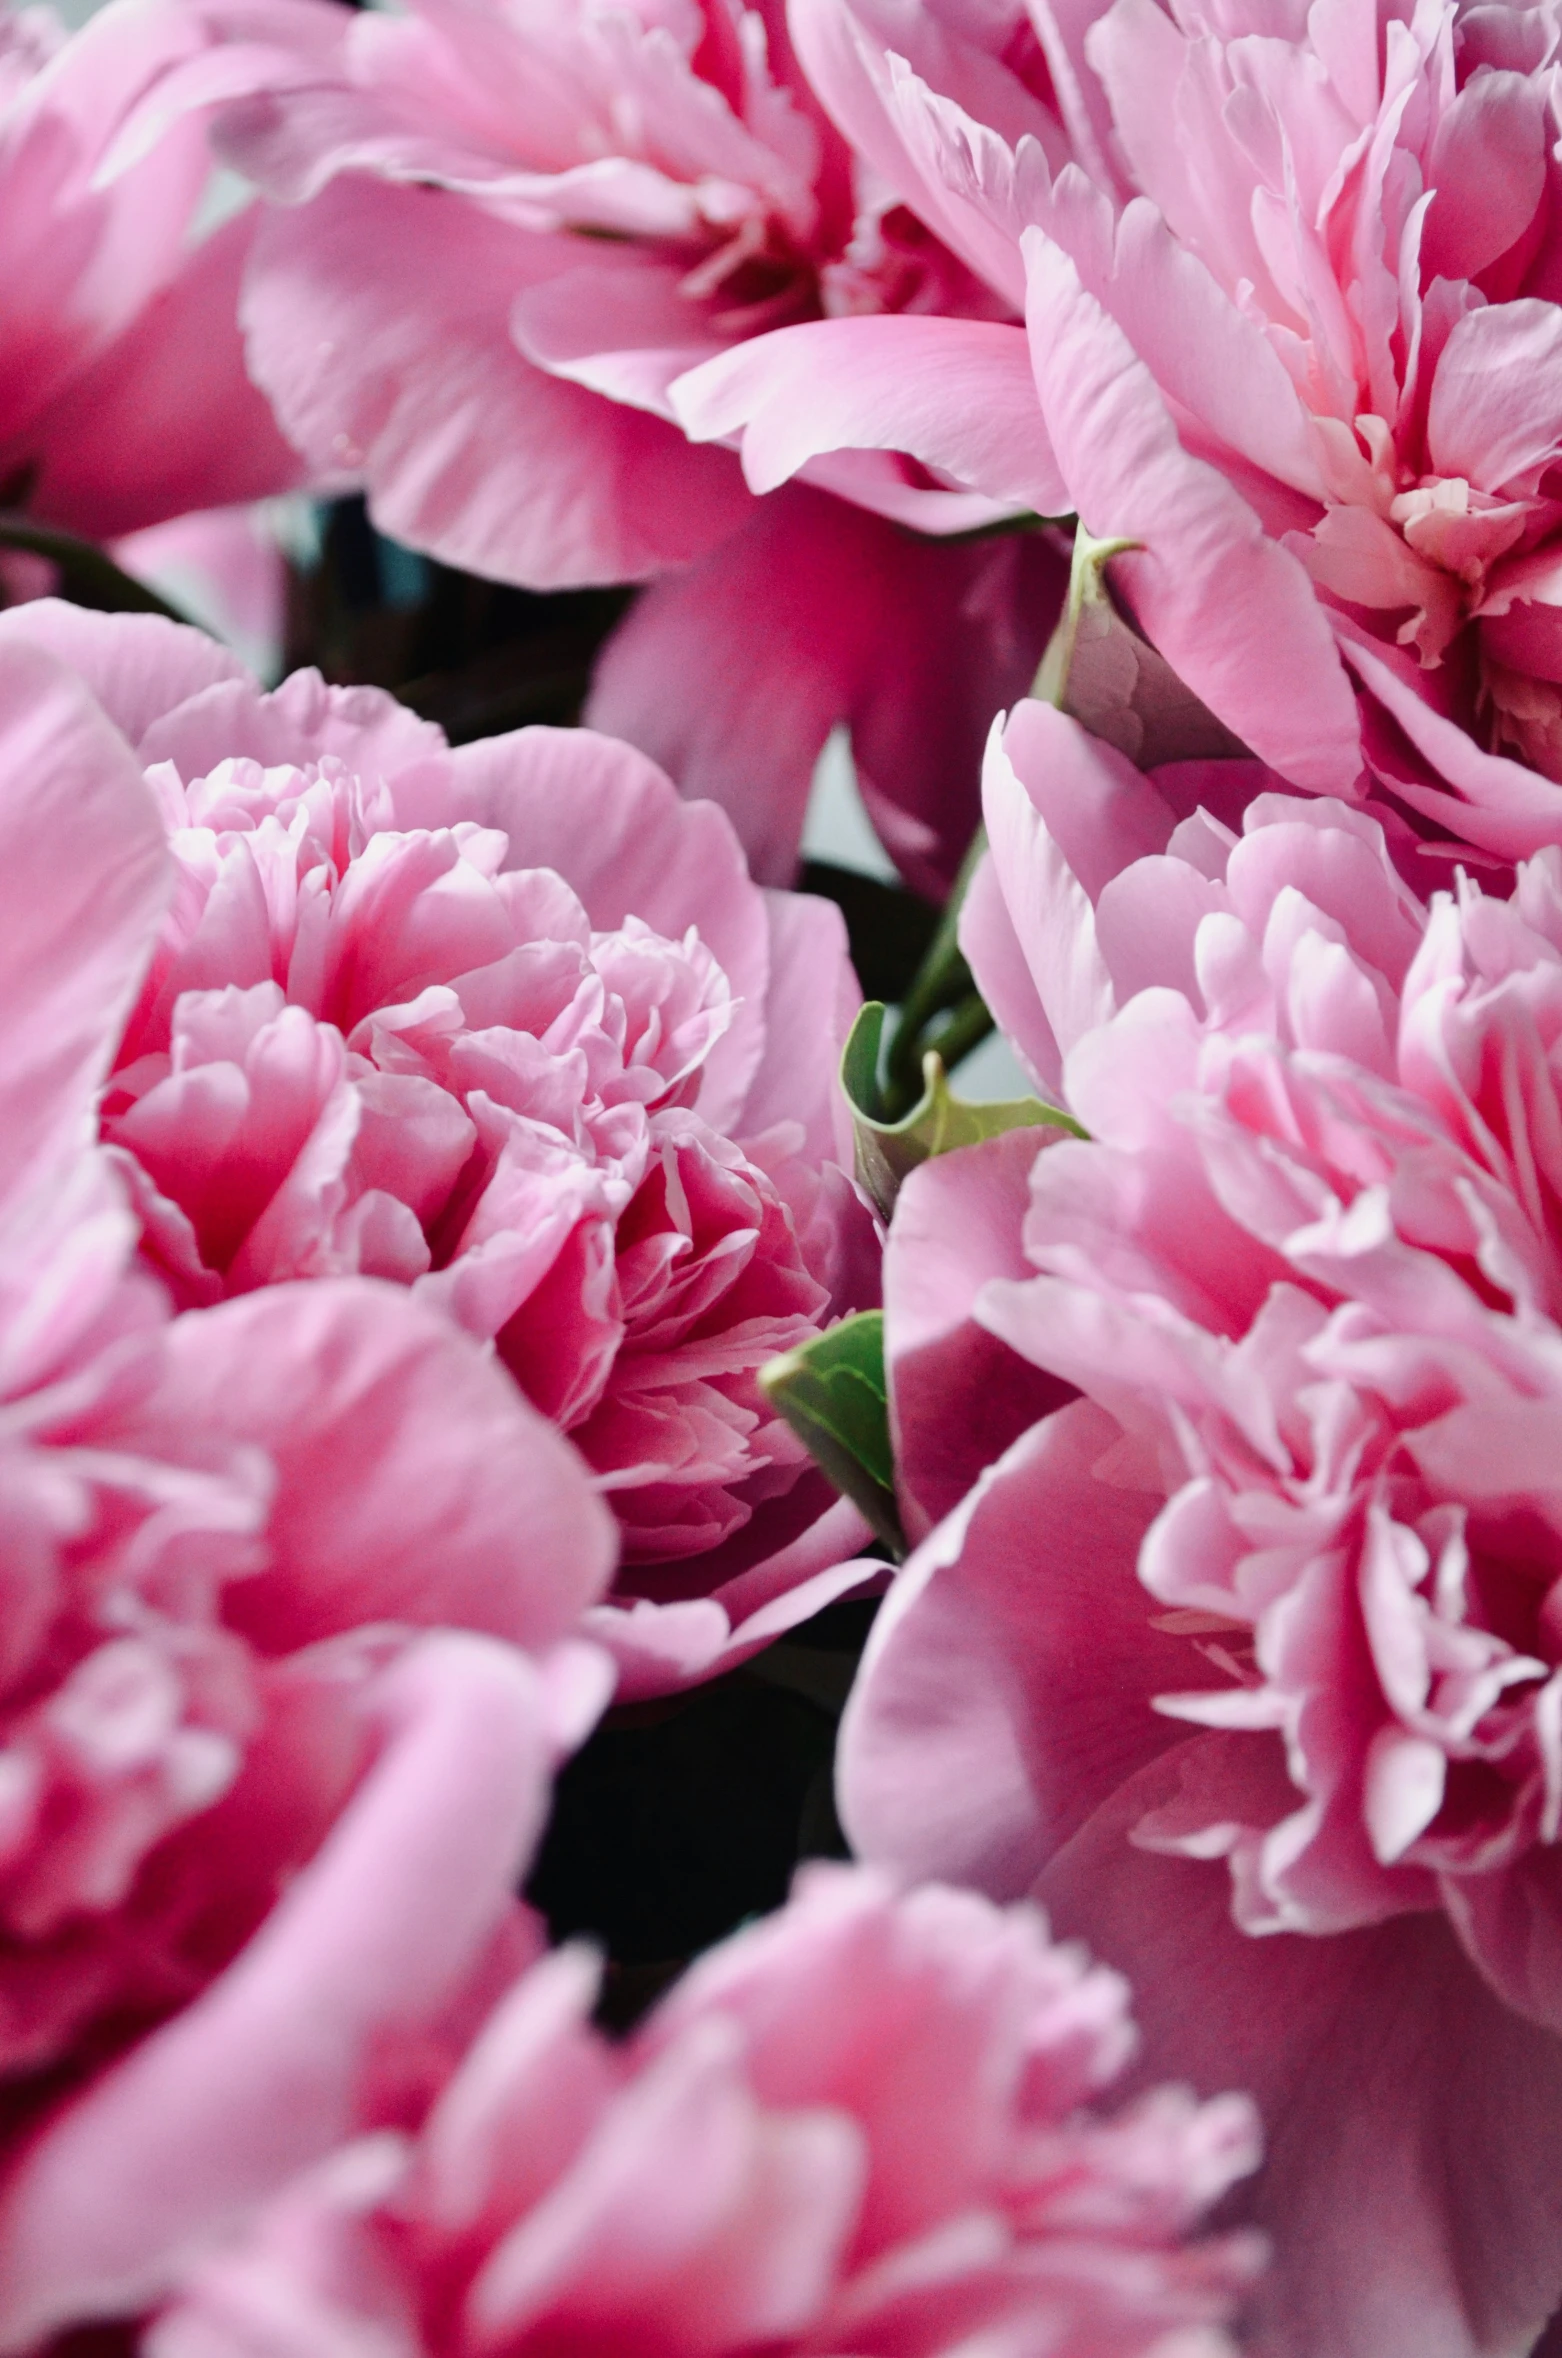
[2,0,1562,2349]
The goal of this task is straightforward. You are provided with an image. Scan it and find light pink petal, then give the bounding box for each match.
[0,637,167,1209]
[583,1596,743,1697]
[996,696,1179,890]
[1038,1769,1562,2358]
[241,177,750,586]
[1022,229,1362,797]
[419,724,771,1137]
[511,260,724,420]
[978,704,1122,1064]
[592,1515,878,1702]
[787,0,1064,302]
[1076,197,1326,505]
[735,886,858,1169]
[1422,68,1549,282]
[0,0,213,447]
[0,599,246,746]
[0,1631,562,2348]
[25,207,304,542]
[1427,300,1562,499]
[838,1399,1188,1897]
[957,847,1062,1095]
[138,663,446,780]
[885,1133,1075,1539]
[464,2015,862,2350]
[671,314,1067,515]
[101,1279,617,1649]
[112,506,286,680]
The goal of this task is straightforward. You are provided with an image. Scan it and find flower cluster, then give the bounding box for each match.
[16,0,1562,2352]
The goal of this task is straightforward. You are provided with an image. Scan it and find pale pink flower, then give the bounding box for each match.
[0,624,619,2347]
[114,0,1068,892]
[145,1861,1262,2358]
[0,600,877,1695]
[677,0,1562,866]
[0,0,300,542]
[843,721,1562,2353]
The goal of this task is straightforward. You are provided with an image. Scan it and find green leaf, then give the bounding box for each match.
[760,1309,904,1558]
[840,1001,1082,1221]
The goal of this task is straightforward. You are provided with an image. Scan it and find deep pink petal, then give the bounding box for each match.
[26,208,304,541]
[1038,1771,1562,2358]
[587,481,1063,897]
[838,1400,1189,1897]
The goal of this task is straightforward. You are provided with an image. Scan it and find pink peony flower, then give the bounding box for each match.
[144,1861,1261,2358]
[0,600,878,1696]
[112,0,1069,892]
[842,718,1562,2353]
[0,623,619,2346]
[0,0,300,544]
[676,0,1562,866]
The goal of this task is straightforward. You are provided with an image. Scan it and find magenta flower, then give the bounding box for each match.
[0,0,300,542]
[844,727,1562,2352]
[0,625,618,2346]
[145,1862,1260,2358]
[0,600,877,1695]
[678,0,1562,865]
[114,0,1069,892]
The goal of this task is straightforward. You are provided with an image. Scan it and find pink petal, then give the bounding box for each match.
[1038,1769,1562,2358]
[1341,621,1562,859]
[100,1279,617,1650]
[0,638,167,1208]
[737,886,858,1168]
[1422,68,1549,283]
[1427,299,1562,500]
[838,1399,1188,1897]
[0,1631,564,2348]
[885,1133,1075,1538]
[510,260,724,419]
[241,177,750,586]
[423,724,771,1137]
[671,314,1067,516]
[958,844,1063,1093]
[588,482,1063,898]
[0,600,246,747]
[25,207,304,542]
[1022,229,1362,797]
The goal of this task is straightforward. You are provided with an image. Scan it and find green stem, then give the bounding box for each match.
[922,991,995,1075]
[881,824,989,1118]
[0,514,193,624]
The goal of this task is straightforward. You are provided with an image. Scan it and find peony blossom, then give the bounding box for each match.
[842,712,1562,2353]
[0,0,300,545]
[0,600,877,1695]
[0,623,619,2347]
[676,0,1562,867]
[145,1861,1262,2358]
[111,0,1069,892]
